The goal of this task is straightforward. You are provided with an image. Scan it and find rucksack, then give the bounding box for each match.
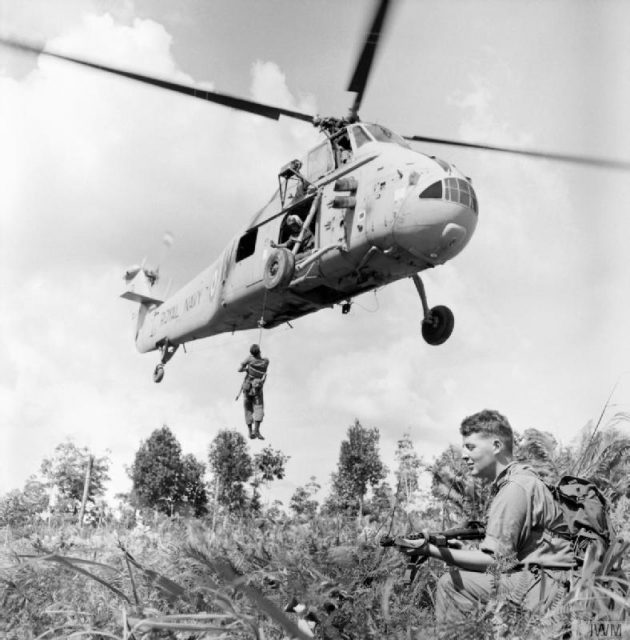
[245,357,268,395]
[546,475,613,566]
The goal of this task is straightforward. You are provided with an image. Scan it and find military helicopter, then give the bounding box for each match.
[4,0,629,384]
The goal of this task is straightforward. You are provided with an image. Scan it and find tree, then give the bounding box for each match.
[429,444,489,527]
[250,446,290,513]
[208,430,253,512]
[369,481,395,519]
[40,442,110,515]
[181,454,209,516]
[0,477,49,528]
[329,419,387,517]
[394,432,423,507]
[130,425,208,516]
[289,476,320,518]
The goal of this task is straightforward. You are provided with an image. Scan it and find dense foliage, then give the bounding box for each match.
[208,429,254,511]
[0,504,628,639]
[0,477,49,529]
[40,441,111,514]
[394,432,423,507]
[1,417,629,638]
[328,419,387,517]
[130,425,208,516]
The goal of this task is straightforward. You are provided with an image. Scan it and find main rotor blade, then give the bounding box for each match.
[347,0,392,121]
[405,134,630,171]
[0,36,315,124]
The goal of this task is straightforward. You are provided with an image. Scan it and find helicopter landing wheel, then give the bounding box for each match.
[263,248,295,290]
[421,305,454,346]
[153,363,165,383]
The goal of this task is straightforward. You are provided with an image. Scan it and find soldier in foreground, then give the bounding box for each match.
[237,344,269,440]
[400,410,573,628]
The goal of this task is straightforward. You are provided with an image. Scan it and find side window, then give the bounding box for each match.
[306,142,334,182]
[331,130,353,167]
[235,228,258,262]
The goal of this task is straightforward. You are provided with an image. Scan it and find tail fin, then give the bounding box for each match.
[120,265,163,305]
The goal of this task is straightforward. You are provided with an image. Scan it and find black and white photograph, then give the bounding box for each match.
[1,0,630,637]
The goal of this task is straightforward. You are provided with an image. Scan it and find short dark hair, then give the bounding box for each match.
[460,409,513,455]
[250,344,261,356]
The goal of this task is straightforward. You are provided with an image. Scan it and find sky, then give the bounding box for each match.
[2,0,630,509]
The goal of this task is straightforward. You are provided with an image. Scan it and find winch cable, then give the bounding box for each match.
[257,288,269,347]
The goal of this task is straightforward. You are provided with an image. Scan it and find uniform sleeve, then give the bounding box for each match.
[480,481,530,559]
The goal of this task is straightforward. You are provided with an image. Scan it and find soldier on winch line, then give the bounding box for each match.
[237,344,269,440]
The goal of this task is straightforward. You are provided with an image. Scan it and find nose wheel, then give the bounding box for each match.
[422,304,454,345]
[411,274,455,346]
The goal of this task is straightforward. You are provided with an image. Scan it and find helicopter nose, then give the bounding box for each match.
[392,180,478,264]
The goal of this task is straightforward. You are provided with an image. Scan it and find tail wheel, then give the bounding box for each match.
[422,305,454,346]
[153,363,165,383]
[263,248,295,290]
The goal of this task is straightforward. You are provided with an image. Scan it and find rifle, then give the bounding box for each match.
[235,377,247,401]
[380,521,486,585]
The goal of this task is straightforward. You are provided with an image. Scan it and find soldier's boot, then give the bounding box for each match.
[247,424,254,439]
[253,421,265,440]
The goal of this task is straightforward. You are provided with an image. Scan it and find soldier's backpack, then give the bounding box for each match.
[245,357,269,394]
[547,475,614,566]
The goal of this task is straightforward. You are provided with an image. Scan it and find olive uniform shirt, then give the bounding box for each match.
[480,462,574,569]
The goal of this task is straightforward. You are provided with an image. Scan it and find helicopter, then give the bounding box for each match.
[3,0,629,385]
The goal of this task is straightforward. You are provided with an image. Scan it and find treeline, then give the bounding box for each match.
[2,415,630,535]
[0,420,418,529]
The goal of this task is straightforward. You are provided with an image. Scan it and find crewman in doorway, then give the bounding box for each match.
[237,344,269,440]
[271,214,314,254]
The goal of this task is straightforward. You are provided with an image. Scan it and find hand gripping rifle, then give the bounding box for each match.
[380,521,486,585]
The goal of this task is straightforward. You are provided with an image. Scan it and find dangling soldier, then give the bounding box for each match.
[237,344,269,440]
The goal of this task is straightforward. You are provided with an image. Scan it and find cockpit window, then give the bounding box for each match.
[306,141,335,181]
[419,178,478,213]
[445,177,478,213]
[419,181,443,199]
[350,125,372,148]
[364,124,411,149]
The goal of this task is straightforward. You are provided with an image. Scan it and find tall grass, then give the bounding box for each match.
[1,510,628,639]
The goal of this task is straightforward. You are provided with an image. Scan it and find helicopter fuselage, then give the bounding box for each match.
[122,123,478,355]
